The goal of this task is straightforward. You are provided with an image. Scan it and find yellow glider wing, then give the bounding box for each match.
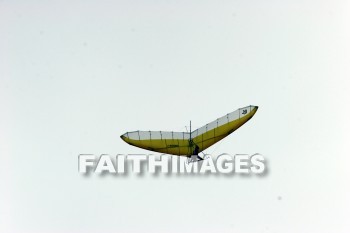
[120,131,192,156]
[120,105,258,156]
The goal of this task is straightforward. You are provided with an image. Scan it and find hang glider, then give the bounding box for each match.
[120,105,258,158]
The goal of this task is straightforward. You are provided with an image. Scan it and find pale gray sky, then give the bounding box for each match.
[1,0,350,232]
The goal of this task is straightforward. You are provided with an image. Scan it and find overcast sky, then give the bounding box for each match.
[1,0,350,232]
